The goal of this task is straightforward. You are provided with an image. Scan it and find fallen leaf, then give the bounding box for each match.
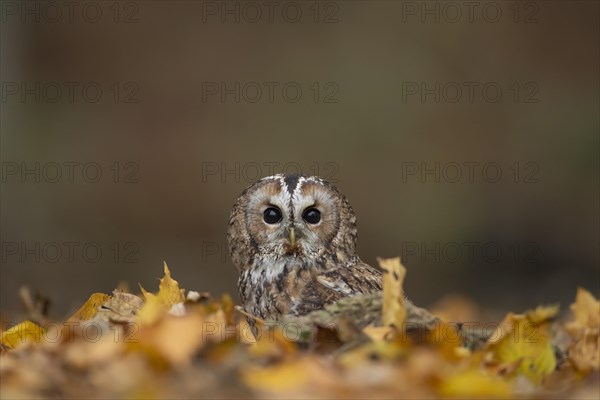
[363,325,394,342]
[243,357,331,394]
[377,257,407,330]
[420,322,464,362]
[438,369,512,398]
[66,293,110,322]
[1,320,45,349]
[136,293,166,326]
[129,313,206,365]
[338,340,405,367]
[567,288,600,330]
[565,288,599,371]
[248,326,299,362]
[137,262,185,325]
[486,306,558,384]
[155,261,185,305]
[97,291,144,324]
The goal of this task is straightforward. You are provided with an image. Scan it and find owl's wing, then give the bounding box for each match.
[292,261,383,316]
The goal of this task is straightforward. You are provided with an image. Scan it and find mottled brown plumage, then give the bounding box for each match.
[227,174,382,325]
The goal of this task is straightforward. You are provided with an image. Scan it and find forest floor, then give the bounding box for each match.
[1,259,598,399]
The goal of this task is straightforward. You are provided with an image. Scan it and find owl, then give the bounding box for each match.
[227,174,382,324]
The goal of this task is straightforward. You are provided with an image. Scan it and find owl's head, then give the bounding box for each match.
[227,174,358,271]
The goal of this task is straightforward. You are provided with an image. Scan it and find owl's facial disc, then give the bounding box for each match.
[290,181,339,249]
[242,174,346,260]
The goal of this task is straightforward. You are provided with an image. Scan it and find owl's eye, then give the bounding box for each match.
[302,208,321,224]
[263,207,282,224]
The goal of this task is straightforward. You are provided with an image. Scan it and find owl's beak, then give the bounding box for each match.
[289,227,296,247]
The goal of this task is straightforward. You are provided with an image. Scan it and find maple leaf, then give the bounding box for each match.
[565,288,600,372]
[137,262,185,325]
[486,305,558,385]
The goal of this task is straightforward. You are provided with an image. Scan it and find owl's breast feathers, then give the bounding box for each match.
[239,258,383,321]
[291,260,382,316]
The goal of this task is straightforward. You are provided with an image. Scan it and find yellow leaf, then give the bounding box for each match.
[1,320,45,349]
[220,293,235,324]
[377,257,407,329]
[439,369,512,398]
[243,358,328,393]
[238,320,257,345]
[565,288,599,371]
[129,313,206,365]
[338,340,405,367]
[157,261,185,305]
[363,325,394,342]
[526,304,560,325]
[421,322,464,361]
[244,362,309,392]
[137,293,166,326]
[137,262,185,325]
[488,305,558,345]
[66,293,110,322]
[248,326,298,361]
[487,306,557,384]
[139,285,151,300]
[567,288,599,331]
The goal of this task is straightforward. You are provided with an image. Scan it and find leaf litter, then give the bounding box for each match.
[1,259,598,399]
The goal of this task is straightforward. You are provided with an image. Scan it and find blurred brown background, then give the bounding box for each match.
[1,1,598,320]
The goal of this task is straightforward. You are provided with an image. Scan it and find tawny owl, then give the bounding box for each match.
[227,174,382,322]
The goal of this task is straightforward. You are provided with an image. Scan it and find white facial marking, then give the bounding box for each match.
[291,176,325,221]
